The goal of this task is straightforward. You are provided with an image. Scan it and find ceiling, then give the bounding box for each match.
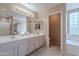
[21,3,60,13]
[0,3,60,17]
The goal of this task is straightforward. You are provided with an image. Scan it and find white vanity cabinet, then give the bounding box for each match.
[34,35,44,50]
[0,33,45,56]
[28,37,35,53]
[17,39,28,56]
[39,35,44,47]
[34,36,40,49]
[28,35,45,53]
[0,42,17,56]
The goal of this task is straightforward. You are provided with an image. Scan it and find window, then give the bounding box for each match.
[68,9,79,34]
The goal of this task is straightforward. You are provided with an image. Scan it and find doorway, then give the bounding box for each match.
[49,13,61,49]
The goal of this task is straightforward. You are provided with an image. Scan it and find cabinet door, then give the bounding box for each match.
[34,37,40,49]
[34,35,44,50]
[28,38,35,53]
[18,39,28,56]
[0,42,17,56]
[39,35,44,47]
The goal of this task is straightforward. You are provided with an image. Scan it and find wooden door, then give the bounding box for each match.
[49,13,61,46]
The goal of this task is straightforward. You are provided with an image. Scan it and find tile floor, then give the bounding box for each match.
[28,45,72,56]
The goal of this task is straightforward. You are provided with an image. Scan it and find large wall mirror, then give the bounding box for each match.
[0,11,44,36]
[0,11,30,36]
[0,4,44,36]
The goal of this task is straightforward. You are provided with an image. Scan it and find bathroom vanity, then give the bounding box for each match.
[0,3,44,56]
[0,33,45,56]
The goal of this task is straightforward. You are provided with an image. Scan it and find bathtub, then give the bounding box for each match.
[66,39,79,56]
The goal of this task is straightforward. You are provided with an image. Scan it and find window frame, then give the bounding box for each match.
[67,8,79,35]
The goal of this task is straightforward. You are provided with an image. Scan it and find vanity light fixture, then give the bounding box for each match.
[15,8,26,15]
[15,7,33,17]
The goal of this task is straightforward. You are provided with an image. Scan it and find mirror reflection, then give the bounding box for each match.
[0,13,29,36]
[10,16,27,35]
[0,8,43,36]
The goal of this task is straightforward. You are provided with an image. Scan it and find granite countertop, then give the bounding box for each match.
[0,33,44,44]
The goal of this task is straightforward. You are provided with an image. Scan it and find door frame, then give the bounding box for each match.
[47,11,62,51]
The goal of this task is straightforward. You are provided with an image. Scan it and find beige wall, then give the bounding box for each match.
[37,3,66,53]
